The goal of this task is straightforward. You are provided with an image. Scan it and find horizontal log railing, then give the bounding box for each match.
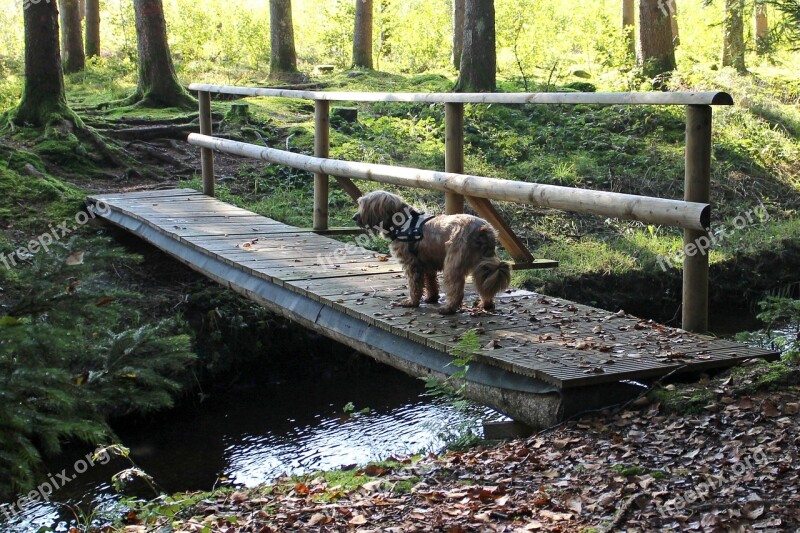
[189,84,734,333]
[188,84,733,106]
[188,133,710,231]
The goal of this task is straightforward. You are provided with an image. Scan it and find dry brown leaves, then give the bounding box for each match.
[133,385,798,532]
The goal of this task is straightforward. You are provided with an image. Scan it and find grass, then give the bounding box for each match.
[290,458,421,501]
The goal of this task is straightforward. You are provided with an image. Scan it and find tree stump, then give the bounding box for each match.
[331,107,358,123]
[226,104,251,124]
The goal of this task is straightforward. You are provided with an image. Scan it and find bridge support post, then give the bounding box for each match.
[198,91,215,197]
[682,105,712,333]
[314,100,330,231]
[445,102,465,214]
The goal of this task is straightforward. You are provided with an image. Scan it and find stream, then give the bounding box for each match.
[3,346,502,532]
[2,315,790,532]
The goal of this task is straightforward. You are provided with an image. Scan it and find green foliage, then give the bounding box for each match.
[420,331,484,450]
[0,234,195,498]
[736,295,800,359]
[768,0,800,47]
[0,152,198,499]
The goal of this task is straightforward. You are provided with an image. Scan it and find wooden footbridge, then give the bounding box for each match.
[87,86,778,427]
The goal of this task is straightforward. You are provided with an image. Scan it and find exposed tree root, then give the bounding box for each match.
[98,88,196,112]
[598,492,645,533]
[101,124,203,141]
[126,140,192,171]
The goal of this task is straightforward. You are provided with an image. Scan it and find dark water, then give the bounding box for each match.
[2,354,501,532]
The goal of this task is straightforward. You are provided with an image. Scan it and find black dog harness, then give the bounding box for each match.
[387,210,436,255]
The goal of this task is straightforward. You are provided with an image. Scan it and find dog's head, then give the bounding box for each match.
[352,190,409,232]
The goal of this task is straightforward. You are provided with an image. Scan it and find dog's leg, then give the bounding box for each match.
[398,267,424,307]
[439,263,467,315]
[423,271,440,304]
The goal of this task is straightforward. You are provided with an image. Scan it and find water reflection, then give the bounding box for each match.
[2,358,500,532]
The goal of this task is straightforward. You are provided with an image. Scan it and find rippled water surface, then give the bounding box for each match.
[4,356,500,532]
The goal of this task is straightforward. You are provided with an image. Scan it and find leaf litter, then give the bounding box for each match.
[123,366,798,532]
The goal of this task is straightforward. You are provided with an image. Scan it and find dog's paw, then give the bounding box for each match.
[438,306,461,315]
[395,299,420,308]
[423,294,440,304]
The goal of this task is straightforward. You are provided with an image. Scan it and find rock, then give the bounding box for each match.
[21,163,45,179]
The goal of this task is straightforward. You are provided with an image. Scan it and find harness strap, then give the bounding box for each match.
[387,210,436,255]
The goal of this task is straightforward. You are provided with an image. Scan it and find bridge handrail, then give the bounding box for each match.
[188,133,710,231]
[187,83,733,106]
[191,84,725,332]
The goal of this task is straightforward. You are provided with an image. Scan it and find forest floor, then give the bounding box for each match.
[122,358,799,532]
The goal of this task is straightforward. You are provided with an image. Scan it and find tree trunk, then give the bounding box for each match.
[670,1,680,46]
[623,0,635,56]
[453,0,465,70]
[85,0,101,58]
[12,0,75,127]
[755,2,769,55]
[637,0,676,79]
[132,0,195,108]
[352,0,373,69]
[455,0,495,92]
[60,0,85,73]
[269,0,299,80]
[722,0,747,72]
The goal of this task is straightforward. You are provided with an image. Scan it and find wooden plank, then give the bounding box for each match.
[88,189,201,201]
[512,260,559,270]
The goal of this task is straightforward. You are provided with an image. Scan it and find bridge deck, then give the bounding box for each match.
[87,189,778,391]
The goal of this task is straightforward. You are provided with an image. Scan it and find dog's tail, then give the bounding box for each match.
[471,225,511,299]
[473,257,512,300]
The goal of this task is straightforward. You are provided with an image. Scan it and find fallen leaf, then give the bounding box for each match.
[363,464,390,476]
[65,251,85,265]
[307,512,327,526]
[762,400,780,417]
[348,514,367,526]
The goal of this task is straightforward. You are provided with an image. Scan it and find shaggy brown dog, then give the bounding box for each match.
[353,190,511,314]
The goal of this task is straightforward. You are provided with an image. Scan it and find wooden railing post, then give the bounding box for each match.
[314,100,330,231]
[682,105,712,332]
[198,91,215,197]
[444,102,465,215]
